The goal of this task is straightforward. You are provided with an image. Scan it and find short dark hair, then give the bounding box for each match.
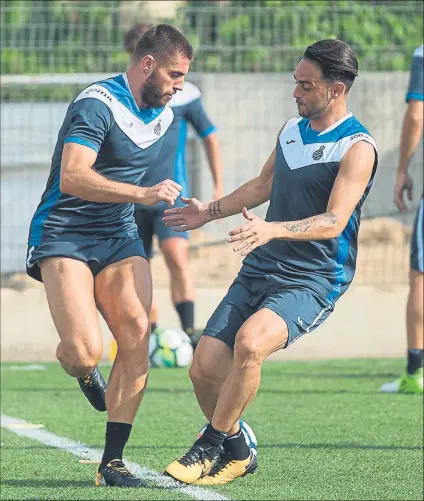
[303,39,358,90]
[133,24,194,64]
[124,23,151,55]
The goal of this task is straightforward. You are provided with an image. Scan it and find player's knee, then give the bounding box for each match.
[114,309,149,344]
[114,311,150,351]
[163,248,188,276]
[168,257,188,278]
[189,355,220,387]
[56,341,102,377]
[234,330,264,367]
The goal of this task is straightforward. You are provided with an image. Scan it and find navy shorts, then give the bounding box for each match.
[410,198,423,273]
[203,275,334,349]
[26,237,146,283]
[134,204,189,259]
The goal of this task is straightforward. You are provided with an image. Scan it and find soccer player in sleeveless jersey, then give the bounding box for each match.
[26,25,193,487]
[163,39,378,485]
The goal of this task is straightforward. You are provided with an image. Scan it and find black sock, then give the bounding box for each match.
[101,422,132,468]
[224,427,250,460]
[407,349,423,375]
[151,322,158,332]
[175,301,194,332]
[196,423,227,458]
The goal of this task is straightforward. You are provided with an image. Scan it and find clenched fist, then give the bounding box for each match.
[142,179,182,207]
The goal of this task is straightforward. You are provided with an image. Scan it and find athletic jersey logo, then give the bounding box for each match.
[278,114,378,171]
[312,145,325,160]
[154,120,162,136]
[26,246,36,268]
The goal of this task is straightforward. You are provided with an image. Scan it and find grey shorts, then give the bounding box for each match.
[134,205,189,259]
[26,237,146,283]
[410,198,423,273]
[203,275,334,349]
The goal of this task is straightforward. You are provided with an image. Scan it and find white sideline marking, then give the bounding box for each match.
[1,415,229,500]
[8,364,48,372]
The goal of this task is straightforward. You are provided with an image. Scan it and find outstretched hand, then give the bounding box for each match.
[162,196,208,231]
[228,207,276,256]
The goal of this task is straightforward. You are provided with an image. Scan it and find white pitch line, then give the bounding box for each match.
[1,414,229,501]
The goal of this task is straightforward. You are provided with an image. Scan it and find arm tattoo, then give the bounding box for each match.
[208,200,223,219]
[279,211,338,233]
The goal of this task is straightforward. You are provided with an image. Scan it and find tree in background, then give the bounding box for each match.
[1,0,422,74]
[179,0,423,72]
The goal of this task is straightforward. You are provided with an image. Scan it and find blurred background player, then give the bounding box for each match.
[380,45,423,394]
[125,24,224,345]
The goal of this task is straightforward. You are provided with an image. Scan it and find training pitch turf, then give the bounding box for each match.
[1,359,423,501]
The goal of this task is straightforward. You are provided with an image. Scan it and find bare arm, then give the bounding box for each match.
[271,141,376,240]
[204,147,276,221]
[228,141,376,255]
[201,132,224,199]
[394,100,423,212]
[60,142,181,205]
[398,100,423,174]
[161,147,275,231]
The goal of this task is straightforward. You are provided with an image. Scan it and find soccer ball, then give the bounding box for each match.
[149,327,194,368]
[197,420,258,451]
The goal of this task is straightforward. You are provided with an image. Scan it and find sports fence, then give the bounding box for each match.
[1,1,423,284]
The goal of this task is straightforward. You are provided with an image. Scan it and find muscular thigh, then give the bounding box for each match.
[40,257,102,350]
[235,308,289,361]
[94,256,152,348]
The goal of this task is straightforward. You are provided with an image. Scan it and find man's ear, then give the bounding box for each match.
[332,82,346,99]
[141,55,156,74]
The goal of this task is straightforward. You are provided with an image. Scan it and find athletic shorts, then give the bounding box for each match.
[410,197,423,273]
[203,275,334,349]
[134,205,189,259]
[26,237,146,283]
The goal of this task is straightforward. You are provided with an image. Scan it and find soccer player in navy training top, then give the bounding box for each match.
[380,45,423,395]
[124,24,223,342]
[26,25,194,487]
[163,39,378,485]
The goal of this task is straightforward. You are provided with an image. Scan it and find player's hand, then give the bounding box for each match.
[394,171,413,213]
[162,196,208,231]
[228,207,277,256]
[142,179,182,207]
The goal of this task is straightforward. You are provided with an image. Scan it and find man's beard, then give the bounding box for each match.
[141,71,165,108]
[298,92,332,119]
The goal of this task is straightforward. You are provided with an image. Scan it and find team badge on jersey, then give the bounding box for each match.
[312,145,325,160]
[154,120,162,136]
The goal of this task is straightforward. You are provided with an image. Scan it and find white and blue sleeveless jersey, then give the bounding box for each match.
[28,73,173,246]
[406,45,423,102]
[137,81,216,212]
[241,113,378,304]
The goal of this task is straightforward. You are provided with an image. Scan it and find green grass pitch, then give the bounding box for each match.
[1,359,423,500]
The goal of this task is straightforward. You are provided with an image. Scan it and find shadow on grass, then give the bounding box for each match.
[4,442,421,453]
[1,479,90,488]
[2,384,404,396]
[0,478,207,492]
